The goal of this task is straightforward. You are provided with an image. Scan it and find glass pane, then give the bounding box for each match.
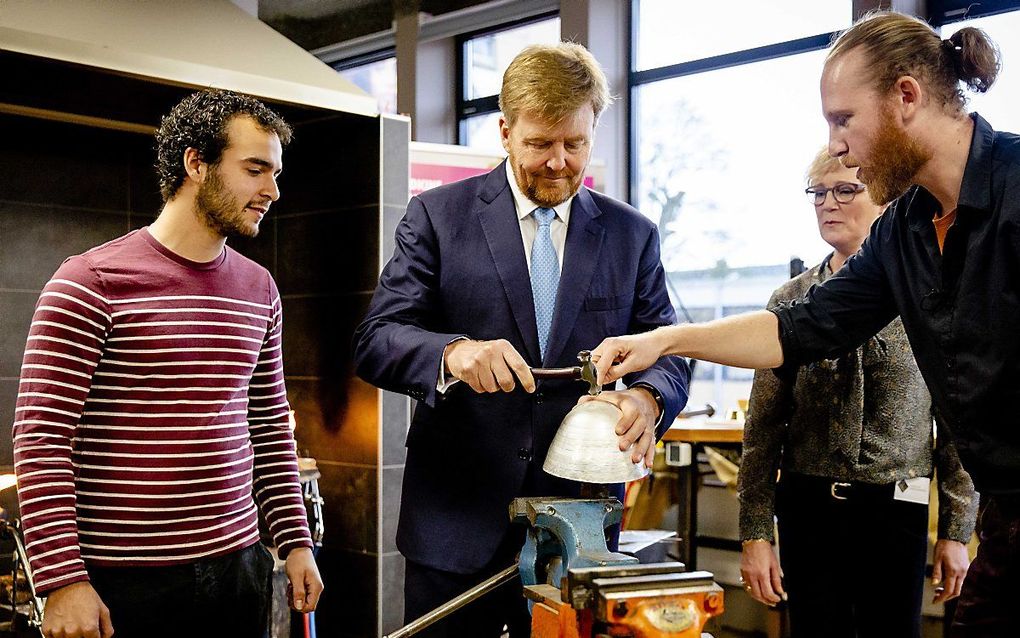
[337,57,398,114]
[634,49,834,411]
[942,9,1020,132]
[464,18,561,99]
[462,112,504,153]
[635,0,851,71]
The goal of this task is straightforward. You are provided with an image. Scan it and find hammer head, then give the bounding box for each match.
[577,350,600,396]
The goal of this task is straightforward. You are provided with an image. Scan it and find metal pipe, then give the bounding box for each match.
[677,403,716,419]
[383,564,519,638]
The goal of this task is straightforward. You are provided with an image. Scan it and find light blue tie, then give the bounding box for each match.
[530,207,560,360]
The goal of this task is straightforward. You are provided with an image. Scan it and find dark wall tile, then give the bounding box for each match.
[381,390,408,467]
[287,377,378,466]
[0,203,129,290]
[281,293,371,378]
[381,552,406,634]
[128,144,164,217]
[0,292,42,378]
[317,461,377,554]
[128,213,158,232]
[381,466,403,555]
[276,207,379,296]
[274,114,380,216]
[0,115,134,211]
[314,547,378,638]
[381,116,410,209]
[0,380,17,465]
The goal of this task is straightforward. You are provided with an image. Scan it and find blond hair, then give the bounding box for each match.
[499,42,612,127]
[806,147,845,185]
[827,10,999,112]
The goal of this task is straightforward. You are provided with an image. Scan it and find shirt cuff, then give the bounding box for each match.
[437,336,469,394]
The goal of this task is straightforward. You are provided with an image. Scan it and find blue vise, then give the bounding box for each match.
[511,497,638,589]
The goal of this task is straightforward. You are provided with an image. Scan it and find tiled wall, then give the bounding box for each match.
[0,110,411,638]
[0,114,161,466]
[235,112,412,638]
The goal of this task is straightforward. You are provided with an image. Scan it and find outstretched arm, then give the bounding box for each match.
[591,311,784,385]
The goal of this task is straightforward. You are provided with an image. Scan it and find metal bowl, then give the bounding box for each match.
[543,400,650,484]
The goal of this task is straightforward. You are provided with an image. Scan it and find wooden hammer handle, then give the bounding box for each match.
[530,366,581,380]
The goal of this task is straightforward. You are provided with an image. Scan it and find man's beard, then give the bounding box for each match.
[510,156,584,208]
[195,166,260,239]
[850,110,931,205]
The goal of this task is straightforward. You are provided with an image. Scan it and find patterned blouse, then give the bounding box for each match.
[737,256,977,543]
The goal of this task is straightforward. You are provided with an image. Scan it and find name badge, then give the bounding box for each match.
[893,477,930,505]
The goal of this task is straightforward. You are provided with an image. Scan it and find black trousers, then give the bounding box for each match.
[88,542,275,638]
[776,473,929,638]
[950,495,1020,637]
[403,527,531,638]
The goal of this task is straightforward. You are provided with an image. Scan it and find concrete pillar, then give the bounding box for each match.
[559,0,630,200]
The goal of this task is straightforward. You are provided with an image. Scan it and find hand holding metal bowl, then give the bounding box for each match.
[531,351,650,484]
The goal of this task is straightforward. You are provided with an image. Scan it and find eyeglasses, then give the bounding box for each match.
[805,183,866,206]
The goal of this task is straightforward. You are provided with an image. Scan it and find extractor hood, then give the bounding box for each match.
[0,0,377,116]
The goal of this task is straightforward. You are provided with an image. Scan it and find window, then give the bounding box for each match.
[635,0,849,71]
[631,0,854,411]
[460,112,504,154]
[334,53,398,114]
[458,16,560,151]
[936,5,1020,132]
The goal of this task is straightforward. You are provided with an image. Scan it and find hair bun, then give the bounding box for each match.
[948,27,1000,93]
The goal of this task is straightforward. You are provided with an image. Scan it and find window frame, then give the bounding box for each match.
[330,47,398,114]
[626,0,855,406]
[627,0,846,206]
[930,0,1020,26]
[330,47,396,73]
[454,11,559,145]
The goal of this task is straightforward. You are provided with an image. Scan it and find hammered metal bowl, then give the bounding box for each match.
[543,400,650,484]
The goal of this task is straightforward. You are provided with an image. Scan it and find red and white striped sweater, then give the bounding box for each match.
[13,228,312,594]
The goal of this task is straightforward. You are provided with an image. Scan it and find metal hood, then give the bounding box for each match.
[0,0,377,116]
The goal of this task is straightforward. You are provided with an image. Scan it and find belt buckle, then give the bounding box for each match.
[831,482,851,500]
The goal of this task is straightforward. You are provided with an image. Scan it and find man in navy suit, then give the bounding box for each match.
[353,42,689,637]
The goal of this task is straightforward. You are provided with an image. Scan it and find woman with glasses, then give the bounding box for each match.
[736,148,977,637]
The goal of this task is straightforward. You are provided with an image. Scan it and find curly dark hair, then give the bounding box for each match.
[155,89,293,202]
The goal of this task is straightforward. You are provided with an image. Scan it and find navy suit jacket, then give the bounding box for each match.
[353,162,689,573]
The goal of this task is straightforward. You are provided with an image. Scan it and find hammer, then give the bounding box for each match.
[531,350,600,396]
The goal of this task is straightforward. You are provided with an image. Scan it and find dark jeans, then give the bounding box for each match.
[776,473,928,638]
[403,528,530,638]
[951,495,1020,637]
[88,542,275,638]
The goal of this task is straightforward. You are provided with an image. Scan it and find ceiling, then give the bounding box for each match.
[260,0,493,50]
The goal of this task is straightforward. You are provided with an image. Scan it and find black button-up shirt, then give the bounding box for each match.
[772,114,1020,495]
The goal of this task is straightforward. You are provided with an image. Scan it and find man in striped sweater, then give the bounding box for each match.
[13,90,322,638]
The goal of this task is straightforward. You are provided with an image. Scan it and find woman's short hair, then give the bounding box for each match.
[806,147,845,185]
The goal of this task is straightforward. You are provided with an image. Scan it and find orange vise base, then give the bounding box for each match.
[526,563,724,638]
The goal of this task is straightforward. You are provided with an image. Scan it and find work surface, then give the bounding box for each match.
[663,419,744,444]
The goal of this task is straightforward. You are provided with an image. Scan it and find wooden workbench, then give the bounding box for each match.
[663,420,744,444]
[661,419,744,569]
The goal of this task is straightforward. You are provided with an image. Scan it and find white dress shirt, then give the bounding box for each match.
[505,160,573,270]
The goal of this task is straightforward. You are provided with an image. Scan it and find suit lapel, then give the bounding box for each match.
[476,162,542,365]
[544,187,604,366]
